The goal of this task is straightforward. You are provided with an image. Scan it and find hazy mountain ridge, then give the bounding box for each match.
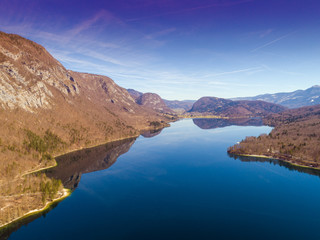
[189,96,286,117]
[233,85,320,108]
[163,99,195,112]
[127,88,195,114]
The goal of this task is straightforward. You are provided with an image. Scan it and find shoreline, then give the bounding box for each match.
[233,153,320,171]
[0,188,71,230]
[21,133,144,177]
[179,115,229,119]
[0,125,169,231]
[179,115,259,119]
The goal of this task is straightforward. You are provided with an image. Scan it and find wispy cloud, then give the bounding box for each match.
[67,9,124,38]
[251,32,295,52]
[202,67,264,78]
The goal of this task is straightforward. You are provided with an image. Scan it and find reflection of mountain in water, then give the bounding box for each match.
[193,118,263,129]
[228,153,320,178]
[140,128,163,138]
[45,138,136,190]
[0,138,137,239]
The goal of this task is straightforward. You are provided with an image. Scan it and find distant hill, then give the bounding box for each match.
[189,97,286,117]
[163,99,195,112]
[127,89,195,113]
[136,92,174,114]
[233,85,320,108]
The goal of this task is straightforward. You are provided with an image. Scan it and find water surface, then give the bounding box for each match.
[7,119,320,240]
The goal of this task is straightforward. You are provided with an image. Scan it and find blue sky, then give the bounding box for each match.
[1,0,320,100]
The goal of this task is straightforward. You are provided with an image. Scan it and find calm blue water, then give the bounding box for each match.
[8,119,320,240]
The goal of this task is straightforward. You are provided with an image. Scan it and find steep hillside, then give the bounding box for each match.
[0,31,171,228]
[234,85,320,108]
[228,104,320,169]
[189,97,286,117]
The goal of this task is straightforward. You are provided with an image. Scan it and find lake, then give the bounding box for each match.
[6,119,320,240]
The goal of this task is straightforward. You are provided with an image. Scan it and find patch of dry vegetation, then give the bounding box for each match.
[228,105,320,168]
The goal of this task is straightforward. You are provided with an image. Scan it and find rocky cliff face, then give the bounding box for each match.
[0,32,79,112]
[189,97,286,117]
[0,31,166,135]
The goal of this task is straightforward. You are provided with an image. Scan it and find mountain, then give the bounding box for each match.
[127,88,194,114]
[126,89,174,114]
[233,85,320,108]
[0,31,172,227]
[136,92,174,114]
[163,99,195,112]
[189,97,286,117]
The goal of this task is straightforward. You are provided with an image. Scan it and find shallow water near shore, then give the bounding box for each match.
[7,119,320,240]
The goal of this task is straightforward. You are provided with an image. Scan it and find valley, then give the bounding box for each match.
[1,30,320,236]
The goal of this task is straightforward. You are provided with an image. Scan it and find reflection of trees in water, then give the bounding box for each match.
[193,118,263,130]
[228,153,320,178]
[46,138,137,190]
[140,128,163,138]
[0,138,137,239]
